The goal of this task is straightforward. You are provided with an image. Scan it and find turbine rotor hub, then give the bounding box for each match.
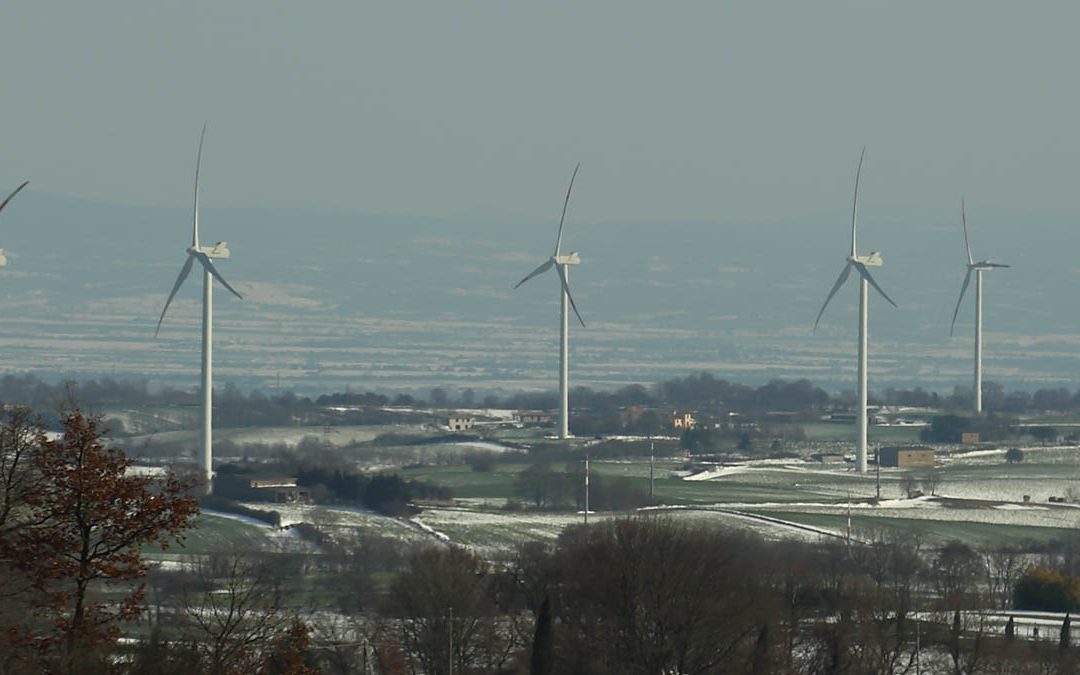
[850,251,883,267]
[188,241,231,259]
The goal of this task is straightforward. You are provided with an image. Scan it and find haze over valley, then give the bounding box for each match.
[0,192,1074,396]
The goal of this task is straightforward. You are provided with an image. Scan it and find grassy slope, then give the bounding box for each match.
[142,514,275,559]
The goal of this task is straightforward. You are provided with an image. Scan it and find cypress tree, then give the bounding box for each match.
[530,596,553,675]
[1061,613,1071,653]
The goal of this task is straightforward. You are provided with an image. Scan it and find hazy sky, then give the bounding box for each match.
[3,2,1079,225]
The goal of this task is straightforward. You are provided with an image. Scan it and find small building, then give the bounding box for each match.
[879,446,935,469]
[673,411,696,429]
[961,432,980,444]
[249,478,310,503]
[445,415,474,431]
[515,410,554,426]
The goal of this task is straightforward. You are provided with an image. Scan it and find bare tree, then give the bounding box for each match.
[922,470,943,497]
[0,408,48,643]
[984,546,1025,610]
[899,473,919,499]
[379,546,517,675]
[180,551,310,673]
[848,534,925,675]
[551,517,769,674]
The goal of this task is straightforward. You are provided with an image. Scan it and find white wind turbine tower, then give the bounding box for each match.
[0,181,30,267]
[514,164,586,440]
[949,199,1009,414]
[155,126,243,491]
[814,148,898,474]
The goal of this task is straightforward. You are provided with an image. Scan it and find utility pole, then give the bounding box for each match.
[915,615,921,675]
[649,441,655,499]
[846,491,852,544]
[584,453,590,526]
[875,444,881,500]
[448,606,453,675]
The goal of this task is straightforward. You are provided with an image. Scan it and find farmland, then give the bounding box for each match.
[140,418,1080,559]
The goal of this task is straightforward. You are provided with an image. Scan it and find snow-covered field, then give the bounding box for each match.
[125,439,1080,557]
[124,424,422,451]
[239,502,431,544]
[746,498,1080,530]
[414,507,594,553]
[447,440,518,454]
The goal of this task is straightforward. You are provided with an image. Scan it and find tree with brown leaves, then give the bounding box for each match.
[1,410,199,670]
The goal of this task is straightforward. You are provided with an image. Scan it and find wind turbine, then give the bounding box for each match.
[155,126,242,491]
[0,181,30,267]
[949,199,1008,414]
[514,164,585,440]
[814,148,898,474]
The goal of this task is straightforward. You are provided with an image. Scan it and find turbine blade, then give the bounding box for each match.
[556,263,586,328]
[0,181,29,216]
[961,197,973,265]
[950,269,973,336]
[814,263,853,330]
[553,163,580,257]
[854,261,898,308]
[513,259,553,289]
[193,123,207,248]
[155,255,195,336]
[194,251,243,300]
[850,146,865,258]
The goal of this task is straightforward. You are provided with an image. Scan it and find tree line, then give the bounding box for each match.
[10,373,1080,435]
[213,463,453,517]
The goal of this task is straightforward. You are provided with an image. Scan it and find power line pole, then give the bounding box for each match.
[448,606,453,675]
[875,443,881,500]
[584,453,589,526]
[846,491,852,545]
[915,614,921,675]
[649,441,655,499]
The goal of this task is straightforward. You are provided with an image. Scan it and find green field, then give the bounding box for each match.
[800,422,923,445]
[400,463,525,499]
[142,514,277,560]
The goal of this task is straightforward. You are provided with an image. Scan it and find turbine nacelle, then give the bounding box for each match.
[188,241,231,260]
[849,252,883,267]
[553,252,580,266]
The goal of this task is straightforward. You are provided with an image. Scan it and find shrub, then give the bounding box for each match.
[1014,567,1080,612]
[465,451,497,472]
